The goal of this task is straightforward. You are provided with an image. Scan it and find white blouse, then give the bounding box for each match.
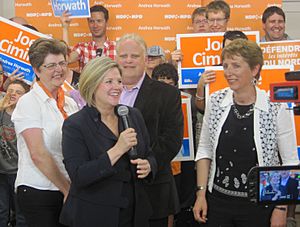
[12,83,78,191]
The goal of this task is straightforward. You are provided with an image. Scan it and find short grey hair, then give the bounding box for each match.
[116,33,147,57]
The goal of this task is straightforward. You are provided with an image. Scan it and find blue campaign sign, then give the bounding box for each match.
[181,68,205,86]
[0,54,35,84]
[51,0,90,18]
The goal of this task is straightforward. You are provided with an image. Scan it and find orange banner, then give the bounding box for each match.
[203,0,282,35]
[15,0,281,55]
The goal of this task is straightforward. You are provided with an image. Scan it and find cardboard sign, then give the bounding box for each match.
[260,40,300,71]
[0,16,48,84]
[206,65,292,96]
[177,31,260,89]
[174,92,194,161]
[51,0,90,18]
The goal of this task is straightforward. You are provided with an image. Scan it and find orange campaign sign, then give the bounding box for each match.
[176,31,259,89]
[260,40,300,71]
[206,65,292,95]
[206,65,300,155]
[14,0,281,56]
[0,16,48,83]
[174,92,194,161]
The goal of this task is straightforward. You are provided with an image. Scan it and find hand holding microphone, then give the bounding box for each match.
[115,105,151,178]
[115,105,138,159]
[116,128,137,155]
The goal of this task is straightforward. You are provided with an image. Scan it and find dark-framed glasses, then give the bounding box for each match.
[42,61,68,71]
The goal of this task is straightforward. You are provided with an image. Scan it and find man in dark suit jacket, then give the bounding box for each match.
[116,33,183,227]
[280,171,299,200]
[280,170,299,225]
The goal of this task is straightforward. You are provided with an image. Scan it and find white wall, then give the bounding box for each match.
[0,0,300,38]
[283,0,300,39]
[0,0,15,19]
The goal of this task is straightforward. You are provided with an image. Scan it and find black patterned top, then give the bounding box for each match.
[213,104,258,200]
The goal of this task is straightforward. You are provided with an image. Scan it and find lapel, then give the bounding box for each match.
[84,105,117,141]
[134,74,153,112]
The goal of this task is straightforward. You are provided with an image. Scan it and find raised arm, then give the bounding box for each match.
[60,10,71,45]
[195,70,216,112]
[59,10,79,64]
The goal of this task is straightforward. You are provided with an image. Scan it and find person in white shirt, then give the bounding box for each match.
[12,38,78,227]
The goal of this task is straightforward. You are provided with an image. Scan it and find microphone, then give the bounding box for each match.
[115,105,138,159]
[96,48,103,57]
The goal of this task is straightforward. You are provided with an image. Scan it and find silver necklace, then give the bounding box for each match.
[232,103,254,119]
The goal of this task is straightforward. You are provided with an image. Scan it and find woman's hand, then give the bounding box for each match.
[193,194,208,223]
[130,159,151,178]
[270,207,287,227]
[198,70,216,87]
[115,128,137,154]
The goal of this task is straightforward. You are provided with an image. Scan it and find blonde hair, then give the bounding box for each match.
[79,56,121,107]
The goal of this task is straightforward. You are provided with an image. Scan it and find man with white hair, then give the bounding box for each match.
[116,33,183,227]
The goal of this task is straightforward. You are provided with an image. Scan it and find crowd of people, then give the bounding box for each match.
[0,1,299,227]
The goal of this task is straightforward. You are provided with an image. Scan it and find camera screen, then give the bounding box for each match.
[259,169,300,203]
[273,86,298,100]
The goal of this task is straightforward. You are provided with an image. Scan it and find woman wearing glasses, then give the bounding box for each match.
[11,38,78,227]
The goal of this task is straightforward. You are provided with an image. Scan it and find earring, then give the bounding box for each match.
[252,78,257,86]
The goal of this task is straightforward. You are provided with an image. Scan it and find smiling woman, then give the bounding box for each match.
[11,37,78,227]
[193,39,299,227]
[60,56,157,227]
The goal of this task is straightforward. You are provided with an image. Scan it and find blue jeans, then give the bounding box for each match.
[0,173,27,227]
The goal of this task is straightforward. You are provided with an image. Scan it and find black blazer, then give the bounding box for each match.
[60,105,157,227]
[285,177,299,200]
[134,75,184,219]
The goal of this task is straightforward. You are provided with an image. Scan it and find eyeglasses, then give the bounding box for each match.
[208,18,227,25]
[193,19,208,25]
[42,61,68,71]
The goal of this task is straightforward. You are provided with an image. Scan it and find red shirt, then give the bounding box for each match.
[72,39,116,72]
